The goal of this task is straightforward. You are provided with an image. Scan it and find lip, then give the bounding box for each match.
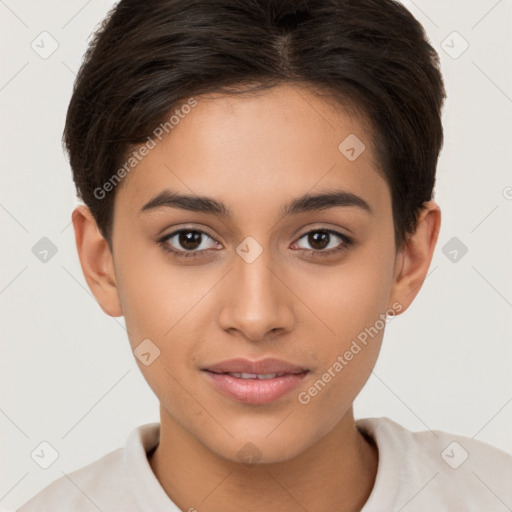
[203,357,308,375]
[202,358,309,405]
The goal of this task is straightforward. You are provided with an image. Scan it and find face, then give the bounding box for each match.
[108,83,403,463]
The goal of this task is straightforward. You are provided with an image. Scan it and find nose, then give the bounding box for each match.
[218,246,295,342]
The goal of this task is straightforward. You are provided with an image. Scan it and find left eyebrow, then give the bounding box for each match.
[282,190,373,217]
[139,188,373,218]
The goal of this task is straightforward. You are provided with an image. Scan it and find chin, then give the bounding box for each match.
[200,429,314,467]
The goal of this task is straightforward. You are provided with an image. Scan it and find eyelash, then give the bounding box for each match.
[158,227,353,259]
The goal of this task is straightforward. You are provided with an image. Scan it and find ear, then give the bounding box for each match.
[71,205,123,317]
[388,200,441,314]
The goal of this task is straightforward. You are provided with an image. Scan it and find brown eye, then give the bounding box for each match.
[159,229,220,257]
[307,231,330,250]
[177,231,202,250]
[293,229,353,255]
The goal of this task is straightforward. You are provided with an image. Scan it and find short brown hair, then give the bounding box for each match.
[63,0,446,250]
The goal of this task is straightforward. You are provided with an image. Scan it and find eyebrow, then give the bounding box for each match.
[140,188,373,218]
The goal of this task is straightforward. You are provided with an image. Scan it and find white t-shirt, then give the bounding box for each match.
[16,417,512,511]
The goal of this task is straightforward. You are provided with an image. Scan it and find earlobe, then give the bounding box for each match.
[71,205,123,317]
[388,200,441,314]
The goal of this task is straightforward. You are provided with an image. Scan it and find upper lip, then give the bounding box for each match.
[203,358,308,375]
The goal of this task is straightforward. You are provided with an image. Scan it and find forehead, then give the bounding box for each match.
[115,83,389,219]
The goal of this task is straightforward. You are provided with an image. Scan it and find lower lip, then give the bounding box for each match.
[203,370,308,405]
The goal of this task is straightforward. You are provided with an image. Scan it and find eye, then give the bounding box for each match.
[159,228,221,258]
[158,227,353,259]
[292,229,353,256]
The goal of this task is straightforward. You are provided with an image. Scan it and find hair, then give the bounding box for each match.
[63,0,446,251]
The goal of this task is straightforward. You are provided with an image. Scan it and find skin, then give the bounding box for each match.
[72,83,441,512]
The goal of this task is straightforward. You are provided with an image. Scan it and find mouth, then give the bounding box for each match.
[203,357,308,375]
[202,358,309,405]
[208,371,298,380]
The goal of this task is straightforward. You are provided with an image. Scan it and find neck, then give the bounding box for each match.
[148,406,378,512]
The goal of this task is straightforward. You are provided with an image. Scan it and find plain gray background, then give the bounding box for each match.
[1,0,511,510]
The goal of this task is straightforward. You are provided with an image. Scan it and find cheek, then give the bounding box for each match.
[297,243,395,391]
[295,278,387,428]
[114,241,194,345]
[113,246,215,393]
[305,251,394,344]
[113,255,198,409]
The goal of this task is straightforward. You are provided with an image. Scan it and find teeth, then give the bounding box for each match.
[227,372,284,379]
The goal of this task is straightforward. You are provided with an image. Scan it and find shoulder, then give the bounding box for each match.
[15,447,135,512]
[15,423,162,512]
[357,417,512,511]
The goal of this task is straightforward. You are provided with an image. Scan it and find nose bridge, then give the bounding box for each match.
[218,238,294,340]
